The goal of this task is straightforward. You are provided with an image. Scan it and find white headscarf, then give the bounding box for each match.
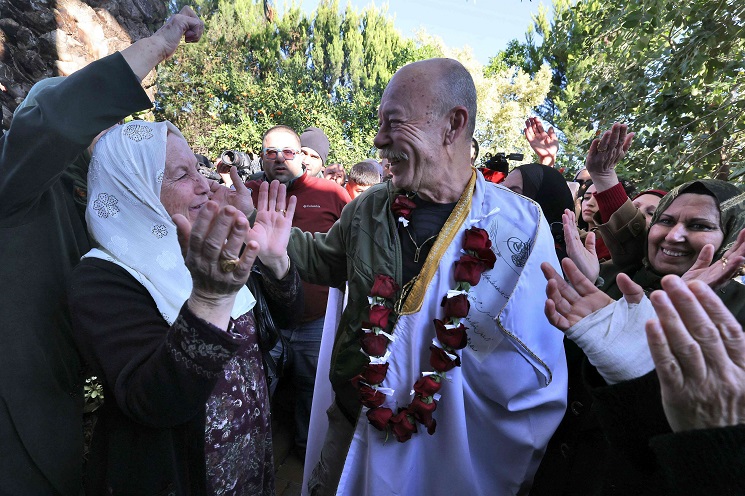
[83,120,254,325]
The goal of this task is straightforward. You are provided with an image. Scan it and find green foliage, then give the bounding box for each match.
[155,0,436,167]
[501,0,745,188]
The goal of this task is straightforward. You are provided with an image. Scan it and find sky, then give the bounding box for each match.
[287,0,552,65]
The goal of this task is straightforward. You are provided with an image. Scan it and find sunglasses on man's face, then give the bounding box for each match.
[263,148,300,160]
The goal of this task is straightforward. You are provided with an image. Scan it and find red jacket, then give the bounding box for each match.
[246,173,351,322]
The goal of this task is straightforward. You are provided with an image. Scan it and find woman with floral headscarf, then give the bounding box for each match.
[68,120,301,495]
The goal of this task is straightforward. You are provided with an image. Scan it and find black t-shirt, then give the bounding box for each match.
[398,194,457,284]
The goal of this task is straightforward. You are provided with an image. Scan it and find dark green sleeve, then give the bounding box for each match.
[288,214,350,289]
[0,52,152,221]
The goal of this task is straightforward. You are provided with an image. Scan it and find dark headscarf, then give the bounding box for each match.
[516,163,575,259]
[602,179,745,300]
[648,179,745,264]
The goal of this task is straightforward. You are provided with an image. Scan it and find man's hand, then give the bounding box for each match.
[121,6,204,81]
[681,229,745,291]
[585,123,634,193]
[524,117,558,167]
[563,208,600,283]
[646,276,745,432]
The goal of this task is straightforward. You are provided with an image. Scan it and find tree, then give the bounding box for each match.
[154,1,554,171]
[501,0,745,188]
[418,32,552,163]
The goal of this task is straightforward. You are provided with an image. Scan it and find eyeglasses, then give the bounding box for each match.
[262,147,300,160]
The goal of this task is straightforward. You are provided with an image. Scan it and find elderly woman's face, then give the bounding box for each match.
[160,134,210,225]
[647,193,724,275]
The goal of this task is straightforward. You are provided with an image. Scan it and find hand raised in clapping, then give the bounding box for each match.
[646,276,745,432]
[250,180,297,277]
[209,166,255,219]
[173,202,257,297]
[585,123,634,192]
[562,208,600,284]
[524,117,559,167]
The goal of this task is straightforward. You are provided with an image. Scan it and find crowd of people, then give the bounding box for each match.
[1,7,744,496]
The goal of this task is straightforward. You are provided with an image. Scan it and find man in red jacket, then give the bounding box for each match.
[245,125,350,456]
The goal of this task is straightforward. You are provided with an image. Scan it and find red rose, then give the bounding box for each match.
[368,304,392,329]
[390,409,418,442]
[361,332,389,357]
[370,275,399,299]
[429,344,461,372]
[362,363,389,385]
[434,319,468,350]
[391,195,416,220]
[440,293,470,318]
[463,228,496,269]
[413,375,442,396]
[358,383,386,408]
[367,406,393,431]
[409,395,437,435]
[463,228,491,252]
[454,254,487,286]
[476,247,497,269]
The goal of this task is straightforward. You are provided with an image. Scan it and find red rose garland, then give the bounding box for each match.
[351,194,495,442]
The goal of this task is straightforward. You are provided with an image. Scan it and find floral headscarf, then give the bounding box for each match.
[83,120,254,324]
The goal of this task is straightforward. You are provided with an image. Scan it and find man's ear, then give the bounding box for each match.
[444,106,468,145]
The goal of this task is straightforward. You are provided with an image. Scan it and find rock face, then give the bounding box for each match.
[0,0,167,130]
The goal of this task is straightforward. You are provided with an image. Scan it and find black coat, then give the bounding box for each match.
[0,53,151,494]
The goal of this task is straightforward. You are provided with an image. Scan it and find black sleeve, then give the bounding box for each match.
[255,259,304,330]
[0,52,152,221]
[68,258,244,428]
[649,425,745,495]
[588,368,672,471]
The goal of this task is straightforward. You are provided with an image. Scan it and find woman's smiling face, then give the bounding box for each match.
[647,193,724,275]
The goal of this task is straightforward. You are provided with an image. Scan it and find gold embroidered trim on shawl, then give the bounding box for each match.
[399,170,477,315]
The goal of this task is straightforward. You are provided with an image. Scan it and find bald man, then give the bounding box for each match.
[282,58,567,495]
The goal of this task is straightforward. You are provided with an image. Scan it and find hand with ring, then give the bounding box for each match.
[681,228,745,291]
[250,180,297,278]
[585,122,634,193]
[172,202,259,323]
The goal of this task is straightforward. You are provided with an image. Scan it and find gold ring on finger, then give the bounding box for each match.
[277,209,287,215]
[721,257,728,271]
[597,145,608,152]
[220,257,241,273]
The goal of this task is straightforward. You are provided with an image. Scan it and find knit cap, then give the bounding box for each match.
[300,127,330,165]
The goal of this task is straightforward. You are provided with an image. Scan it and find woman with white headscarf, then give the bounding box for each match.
[68,120,301,495]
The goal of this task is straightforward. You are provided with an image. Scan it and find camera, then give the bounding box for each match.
[483,152,524,173]
[221,150,252,170]
[220,150,262,179]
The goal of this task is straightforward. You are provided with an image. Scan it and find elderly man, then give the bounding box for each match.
[270,58,567,495]
[300,126,330,178]
[0,9,202,494]
[246,125,350,456]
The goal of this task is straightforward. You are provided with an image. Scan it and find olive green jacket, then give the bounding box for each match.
[288,181,401,420]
